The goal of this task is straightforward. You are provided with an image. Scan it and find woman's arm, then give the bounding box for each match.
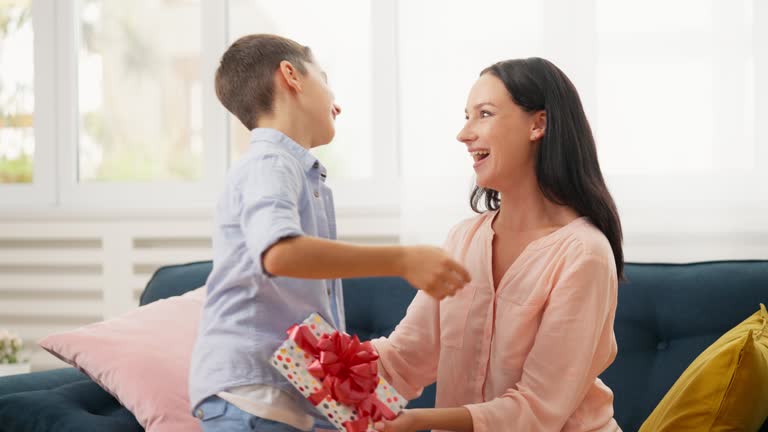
[375,408,474,432]
[377,253,617,432]
[372,289,441,401]
[369,225,467,402]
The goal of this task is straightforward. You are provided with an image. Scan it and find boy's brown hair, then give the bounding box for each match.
[215,34,314,130]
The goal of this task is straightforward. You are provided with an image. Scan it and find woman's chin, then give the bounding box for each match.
[474,175,497,190]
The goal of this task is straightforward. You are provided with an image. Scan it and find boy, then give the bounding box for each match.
[189,34,471,432]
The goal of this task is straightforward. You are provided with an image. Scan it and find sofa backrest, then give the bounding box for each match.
[140,261,212,306]
[138,262,437,407]
[603,261,768,431]
[141,260,768,430]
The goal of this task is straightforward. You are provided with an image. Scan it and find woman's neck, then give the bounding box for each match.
[492,176,579,233]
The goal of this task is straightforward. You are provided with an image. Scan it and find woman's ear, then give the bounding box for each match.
[530,110,547,141]
[277,60,302,92]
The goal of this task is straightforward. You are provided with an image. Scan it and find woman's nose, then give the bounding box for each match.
[332,103,342,117]
[456,124,476,144]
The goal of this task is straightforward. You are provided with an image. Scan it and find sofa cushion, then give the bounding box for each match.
[639,304,768,431]
[0,367,88,396]
[0,379,141,432]
[38,288,205,432]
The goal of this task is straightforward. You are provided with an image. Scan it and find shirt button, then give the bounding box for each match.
[314,191,319,198]
[326,287,331,296]
[195,409,204,419]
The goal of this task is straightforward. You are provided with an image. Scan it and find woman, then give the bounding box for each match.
[372,58,623,432]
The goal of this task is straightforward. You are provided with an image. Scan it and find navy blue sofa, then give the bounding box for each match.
[1,260,766,431]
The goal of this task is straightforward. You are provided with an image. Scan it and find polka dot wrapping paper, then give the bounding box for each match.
[272,313,406,432]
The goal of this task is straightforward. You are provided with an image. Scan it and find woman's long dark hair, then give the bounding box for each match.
[470,58,624,278]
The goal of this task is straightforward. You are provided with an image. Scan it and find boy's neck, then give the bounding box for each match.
[257,117,313,150]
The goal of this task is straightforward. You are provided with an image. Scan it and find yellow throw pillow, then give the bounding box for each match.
[640,304,768,432]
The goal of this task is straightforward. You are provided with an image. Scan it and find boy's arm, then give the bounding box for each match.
[263,236,470,300]
[238,152,470,299]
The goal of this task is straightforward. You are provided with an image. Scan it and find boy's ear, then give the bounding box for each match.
[278,60,302,92]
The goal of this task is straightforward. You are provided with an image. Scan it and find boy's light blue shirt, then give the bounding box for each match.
[189,128,344,415]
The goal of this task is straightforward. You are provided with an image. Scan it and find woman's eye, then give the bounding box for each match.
[480,110,492,118]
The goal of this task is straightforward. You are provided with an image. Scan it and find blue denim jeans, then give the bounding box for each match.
[195,396,334,432]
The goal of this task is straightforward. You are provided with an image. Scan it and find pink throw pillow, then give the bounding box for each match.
[39,288,205,432]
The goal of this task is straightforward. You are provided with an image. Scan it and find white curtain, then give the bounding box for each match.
[397,0,768,262]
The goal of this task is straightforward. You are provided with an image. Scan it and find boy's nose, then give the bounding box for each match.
[332,103,342,117]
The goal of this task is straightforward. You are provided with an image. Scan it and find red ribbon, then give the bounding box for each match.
[286,323,397,432]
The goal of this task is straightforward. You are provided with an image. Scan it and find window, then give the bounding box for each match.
[78,0,204,182]
[398,0,543,180]
[595,0,755,174]
[0,0,34,184]
[225,0,397,210]
[1,0,764,225]
[228,0,374,179]
[0,0,396,210]
[396,0,767,247]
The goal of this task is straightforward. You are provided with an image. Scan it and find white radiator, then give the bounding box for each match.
[0,214,398,371]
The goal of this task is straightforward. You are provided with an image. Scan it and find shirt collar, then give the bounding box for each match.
[249,128,325,176]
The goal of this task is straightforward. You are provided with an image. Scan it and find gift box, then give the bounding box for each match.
[272,313,406,432]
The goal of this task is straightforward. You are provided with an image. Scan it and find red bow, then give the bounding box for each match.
[287,324,397,432]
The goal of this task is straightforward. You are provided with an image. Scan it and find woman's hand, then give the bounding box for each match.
[373,410,419,432]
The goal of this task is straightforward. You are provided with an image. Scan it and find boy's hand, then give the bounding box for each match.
[400,246,471,300]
